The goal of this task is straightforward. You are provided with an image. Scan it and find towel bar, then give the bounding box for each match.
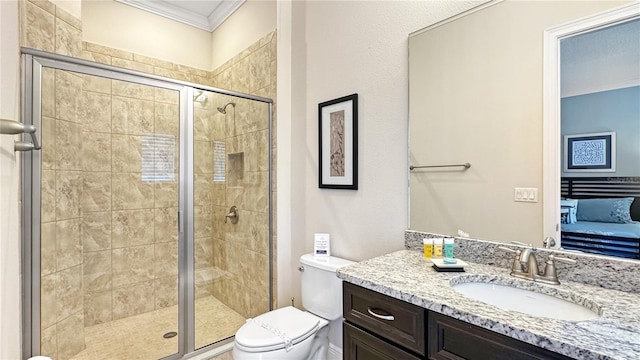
[410,162,471,170]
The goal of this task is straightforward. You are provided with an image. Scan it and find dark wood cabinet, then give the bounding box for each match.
[343,282,573,360]
[343,282,425,356]
[344,322,422,360]
[428,312,572,360]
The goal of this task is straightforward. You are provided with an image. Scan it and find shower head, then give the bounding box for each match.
[217,102,236,114]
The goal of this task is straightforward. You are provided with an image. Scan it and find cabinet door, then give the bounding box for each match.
[428,312,572,360]
[344,282,425,355]
[344,323,422,360]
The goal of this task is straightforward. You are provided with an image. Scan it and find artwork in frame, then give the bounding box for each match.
[318,93,358,189]
[564,132,616,172]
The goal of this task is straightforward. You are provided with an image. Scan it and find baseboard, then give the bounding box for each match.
[328,343,342,360]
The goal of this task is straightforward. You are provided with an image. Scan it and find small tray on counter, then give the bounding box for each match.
[431,258,467,272]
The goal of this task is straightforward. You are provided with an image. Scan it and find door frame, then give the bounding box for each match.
[542,2,640,247]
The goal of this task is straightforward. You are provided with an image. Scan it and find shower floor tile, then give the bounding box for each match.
[70,296,246,360]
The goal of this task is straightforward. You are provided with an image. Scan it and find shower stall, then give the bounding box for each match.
[21,49,273,360]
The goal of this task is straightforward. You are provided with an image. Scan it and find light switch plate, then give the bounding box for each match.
[514,188,538,202]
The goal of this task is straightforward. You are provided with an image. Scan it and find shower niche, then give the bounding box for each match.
[227,152,245,186]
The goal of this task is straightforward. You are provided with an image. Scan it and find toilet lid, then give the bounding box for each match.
[235,306,322,352]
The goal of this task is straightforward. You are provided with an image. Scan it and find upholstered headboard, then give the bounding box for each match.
[561,177,640,221]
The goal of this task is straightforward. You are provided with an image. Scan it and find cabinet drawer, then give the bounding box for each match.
[343,282,425,355]
[344,322,422,360]
[428,312,572,360]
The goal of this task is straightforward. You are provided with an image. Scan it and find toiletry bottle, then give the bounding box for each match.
[433,238,443,258]
[444,238,454,259]
[423,238,433,258]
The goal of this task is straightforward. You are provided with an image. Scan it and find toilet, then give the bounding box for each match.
[233,253,354,359]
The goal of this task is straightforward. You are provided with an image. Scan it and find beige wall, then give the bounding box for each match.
[409,1,629,246]
[211,0,277,70]
[82,0,212,70]
[0,1,22,359]
[277,0,489,311]
[82,0,276,72]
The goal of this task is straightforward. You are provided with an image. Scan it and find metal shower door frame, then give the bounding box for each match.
[20,48,274,360]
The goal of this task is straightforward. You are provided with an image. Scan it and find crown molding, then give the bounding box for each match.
[208,0,244,31]
[116,0,245,32]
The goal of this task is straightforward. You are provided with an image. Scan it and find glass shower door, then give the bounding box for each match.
[192,91,271,349]
[36,65,181,360]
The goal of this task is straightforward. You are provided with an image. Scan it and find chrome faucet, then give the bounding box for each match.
[499,242,576,285]
[516,246,541,280]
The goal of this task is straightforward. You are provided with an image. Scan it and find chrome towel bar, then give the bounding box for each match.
[0,118,41,151]
[410,162,471,170]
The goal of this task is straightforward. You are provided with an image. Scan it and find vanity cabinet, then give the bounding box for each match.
[428,312,572,360]
[343,282,425,359]
[343,323,422,360]
[343,282,572,360]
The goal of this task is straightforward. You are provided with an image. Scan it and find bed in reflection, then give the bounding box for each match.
[561,177,640,259]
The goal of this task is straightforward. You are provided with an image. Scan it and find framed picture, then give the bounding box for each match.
[564,132,616,172]
[318,93,358,189]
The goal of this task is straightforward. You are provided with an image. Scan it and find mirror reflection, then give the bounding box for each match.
[559,18,640,259]
[408,1,639,260]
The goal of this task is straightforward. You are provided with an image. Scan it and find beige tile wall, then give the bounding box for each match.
[22,0,277,357]
[208,31,276,319]
[39,66,182,359]
[39,62,86,360]
[81,80,182,327]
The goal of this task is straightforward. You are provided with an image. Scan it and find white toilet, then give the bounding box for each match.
[233,253,354,359]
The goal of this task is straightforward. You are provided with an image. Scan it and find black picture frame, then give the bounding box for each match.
[564,132,616,172]
[318,93,358,189]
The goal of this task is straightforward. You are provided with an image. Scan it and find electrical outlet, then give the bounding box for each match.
[514,188,538,202]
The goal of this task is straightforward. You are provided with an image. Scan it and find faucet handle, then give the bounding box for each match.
[550,255,576,265]
[543,237,557,248]
[498,246,524,273]
[498,246,517,254]
[512,241,536,249]
[541,255,576,285]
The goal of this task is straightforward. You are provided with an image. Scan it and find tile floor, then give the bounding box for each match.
[70,296,246,360]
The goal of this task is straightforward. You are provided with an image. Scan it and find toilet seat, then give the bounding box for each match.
[235,306,325,353]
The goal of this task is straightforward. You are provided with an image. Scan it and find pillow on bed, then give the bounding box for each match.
[560,199,578,224]
[576,197,634,224]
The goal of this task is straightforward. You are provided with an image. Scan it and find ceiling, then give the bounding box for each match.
[561,18,640,98]
[115,0,245,32]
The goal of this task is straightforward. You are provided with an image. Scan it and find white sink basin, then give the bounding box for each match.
[451,281,601,321]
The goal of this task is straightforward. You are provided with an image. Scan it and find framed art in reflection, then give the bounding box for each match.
[564,132,615,172]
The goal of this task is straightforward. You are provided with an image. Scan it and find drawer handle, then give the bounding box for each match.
[367,307,395,321]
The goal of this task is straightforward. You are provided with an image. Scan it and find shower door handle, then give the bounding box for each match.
[0,118,41,151]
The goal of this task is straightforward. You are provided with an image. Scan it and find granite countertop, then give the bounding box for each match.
[337,250,640,360]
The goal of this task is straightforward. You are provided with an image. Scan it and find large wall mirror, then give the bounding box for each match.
[409,0,639,260]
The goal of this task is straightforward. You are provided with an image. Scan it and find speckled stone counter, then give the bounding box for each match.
[337,250,640,360]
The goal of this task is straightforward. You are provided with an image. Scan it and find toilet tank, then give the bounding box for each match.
[300,253,354,320]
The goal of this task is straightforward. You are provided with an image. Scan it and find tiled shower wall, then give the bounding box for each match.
[208,32,277,319]
[39,68,85,360]
[78,78,181,327]
[39,67,182,359]
[24,2,87,357]
[21,0,277,357]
